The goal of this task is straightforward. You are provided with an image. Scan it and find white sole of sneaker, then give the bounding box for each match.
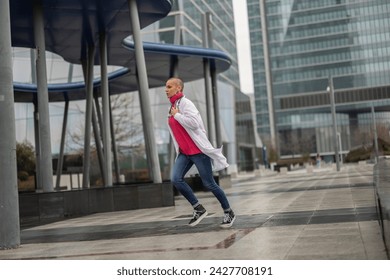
[188,211,208,227]
[220,215,236,228]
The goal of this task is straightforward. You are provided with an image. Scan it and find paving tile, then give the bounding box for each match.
[0,164,387,260]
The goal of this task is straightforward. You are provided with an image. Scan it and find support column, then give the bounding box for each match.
[128,0,162,183]
[82,45,95,188]
[259,0,277,150]
[55,62,74,189]
[33,0,54,192]
[33,104,41,191]
[0,0,20,249]
[168,57,179,176]
[99,32,113,186]
[55,101,69,190]
[371,105,379,162]
[202,13,216,145]
[168,13,182,177]
[211,69,222,146]
[92,102,106,185]
[30,51,41,191]
[206,15,222,148]
[203,62,215,143]
[109,102,120,183]
[328,76,340,171]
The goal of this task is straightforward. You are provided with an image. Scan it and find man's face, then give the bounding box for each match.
[165,79,181,98]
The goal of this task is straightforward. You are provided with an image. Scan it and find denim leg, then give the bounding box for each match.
[171,153,199,206]
[190,153,231,210]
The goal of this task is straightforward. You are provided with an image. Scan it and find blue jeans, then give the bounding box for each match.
[171,153,230,210]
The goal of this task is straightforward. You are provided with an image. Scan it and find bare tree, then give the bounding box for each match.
[66,92,144,152]
[65,92,147,185]
[110,93,144,147]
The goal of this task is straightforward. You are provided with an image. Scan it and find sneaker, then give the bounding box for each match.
[220,210,236,228]
[189,205,208,227]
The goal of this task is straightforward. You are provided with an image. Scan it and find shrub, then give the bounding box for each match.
[17,171,29,181]
[16,141,36,178]
[344,137,390,163]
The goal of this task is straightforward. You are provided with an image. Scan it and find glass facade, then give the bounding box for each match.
[248,0,390,159]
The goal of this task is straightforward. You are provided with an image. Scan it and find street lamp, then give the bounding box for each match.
[337,132,343,164]
[371,105,379,163]
[327,76,340,171]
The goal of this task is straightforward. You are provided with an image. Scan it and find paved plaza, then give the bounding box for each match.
[0,163,387,260]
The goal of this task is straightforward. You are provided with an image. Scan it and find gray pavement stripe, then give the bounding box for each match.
[20,206,377,244]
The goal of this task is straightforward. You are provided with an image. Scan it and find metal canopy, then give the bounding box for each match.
[10,0,172,65]
[14,42,232,102]
[11,0,232,103]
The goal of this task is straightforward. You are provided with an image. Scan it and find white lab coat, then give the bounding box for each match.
[168,96,229,175]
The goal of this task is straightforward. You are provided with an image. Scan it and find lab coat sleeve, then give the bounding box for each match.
[173,98,201,130]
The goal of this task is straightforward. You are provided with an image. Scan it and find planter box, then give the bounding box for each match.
[19,182,174,227]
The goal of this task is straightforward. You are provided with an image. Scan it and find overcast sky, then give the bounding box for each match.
[233,0,254,94]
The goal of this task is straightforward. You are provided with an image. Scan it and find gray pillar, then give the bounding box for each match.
[93,95,104,138]
[371,105,379,162]
[109,102,120,183]
[55,101,69,190]
[202,13,216,145]
[128,0,162,183]
[259,0,277,150]
[99,32,113,186]
[204,12,222,149]
[55,64,74,189]
[33,104,42,191]
[33,0,54,192]
[168,14,182,177]
[211,69,225,176]
[328,76,340,171]
[211,69,222,147]
[174,13,182,44]
[0,0,20,249]
[82,45,95,188]
[31,51,41,189]
[92,102,106,186]
[68,64,74,83]
[30,49,37,83]
[211,69,222,148]
[203,62,215,143]
[168,57,179,176]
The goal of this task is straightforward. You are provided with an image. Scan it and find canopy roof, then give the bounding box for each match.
[11,0,232,103]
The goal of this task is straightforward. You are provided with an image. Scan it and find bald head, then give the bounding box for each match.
[165,77,185,98]
[167,77,184,91]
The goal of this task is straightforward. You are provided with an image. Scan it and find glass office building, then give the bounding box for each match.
[248,0,390,160]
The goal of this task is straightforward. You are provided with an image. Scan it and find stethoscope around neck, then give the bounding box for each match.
[168,95,183,117]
